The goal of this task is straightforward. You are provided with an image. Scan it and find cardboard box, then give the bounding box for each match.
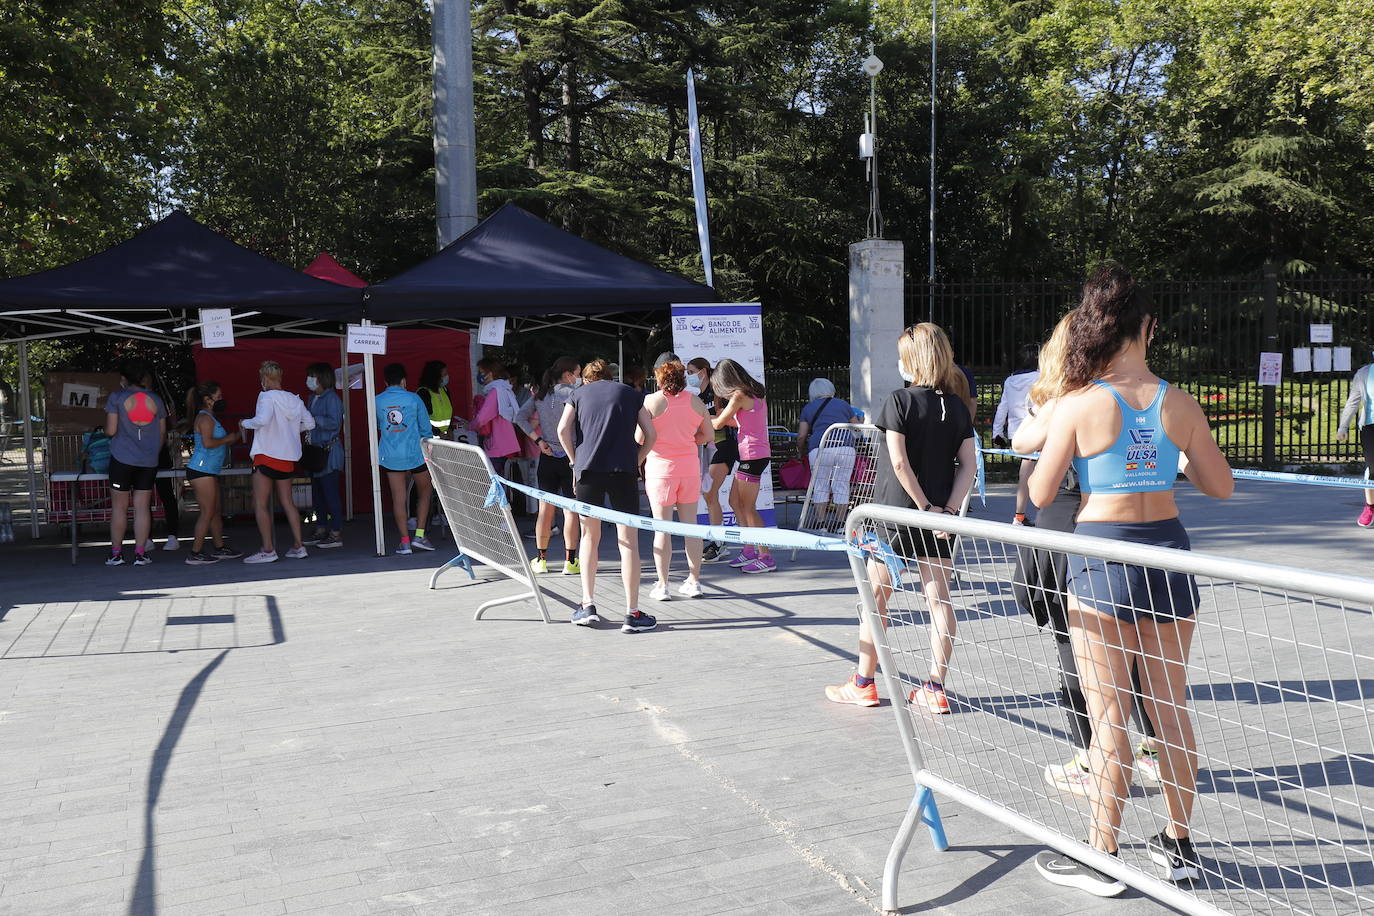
[45,371,122,434]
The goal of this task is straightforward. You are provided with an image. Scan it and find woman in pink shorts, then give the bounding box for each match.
[641,360,714,601]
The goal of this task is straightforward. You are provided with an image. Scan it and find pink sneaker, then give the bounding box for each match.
[729,546,758,568]
[1359,505,1374,528]
[740,556,777,574]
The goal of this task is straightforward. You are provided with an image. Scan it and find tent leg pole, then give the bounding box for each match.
[362,320,385,557]
[340,333,353,521]
[18,339,39,538]
[617,333,624,382]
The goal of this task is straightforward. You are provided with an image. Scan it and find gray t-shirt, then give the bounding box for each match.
[105,387,166,468]
[568,381,642,473]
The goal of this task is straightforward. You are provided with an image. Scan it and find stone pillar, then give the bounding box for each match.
[849,238,905,419]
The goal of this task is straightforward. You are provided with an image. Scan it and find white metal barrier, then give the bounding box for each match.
[794,422,883,536]
[846,504,1374,915]
[423,439,552,623]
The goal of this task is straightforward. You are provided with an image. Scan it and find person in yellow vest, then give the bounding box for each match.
[417,361,454,439]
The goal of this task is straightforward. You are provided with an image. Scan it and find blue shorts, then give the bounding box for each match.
[1067,518,1199,623]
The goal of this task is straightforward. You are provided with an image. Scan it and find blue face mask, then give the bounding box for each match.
[440,375,449,388]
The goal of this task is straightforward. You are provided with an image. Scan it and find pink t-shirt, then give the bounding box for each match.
[736,396,769,460]
[646,390,701,479]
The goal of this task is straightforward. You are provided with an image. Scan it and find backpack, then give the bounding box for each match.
[81,430,112,473]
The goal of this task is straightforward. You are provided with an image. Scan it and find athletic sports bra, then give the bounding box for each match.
[188,410,228,475]
[735,396,769,461]
[1072,380,1181,494]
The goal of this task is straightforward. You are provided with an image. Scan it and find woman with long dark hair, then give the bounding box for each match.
[183,381,242,564]
[1029,263,1232,897]
[416,360,453,439]
[515,356,583,575]
[710,359,774,573]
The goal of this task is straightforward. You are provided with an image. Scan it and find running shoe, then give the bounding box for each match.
[677,578,703,598]
[212,545,244,560]
[622,610,657,633]
[649,582,671,602]
[740,556,777,574]
[1044,754,1092,796]
[106,552,125,567]
[562,558,581,576]
[284,545,308,559]
[162,535,180,551]
[411,536,435,552]
[825,675,880,707]
[1012,514,1027,526]
[133,553,153,567]
[1034,850,1126,897]
[702,543,733,564]
[909,681,950,714]
[1136,745,1161,783]
[1359,505,1374,528]
[395,541,412,556]
[530,557,549,575]
[1147,831,1200,882]
[729,547,758,568]
[244,549,278,565]
[184,550,220,566]
[572,604,600,626]
[303,528,327,547]
[315,534,342,550]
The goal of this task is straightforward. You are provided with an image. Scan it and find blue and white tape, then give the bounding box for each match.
[979,447,1371,491]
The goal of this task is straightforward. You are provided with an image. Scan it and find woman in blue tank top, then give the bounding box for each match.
[184,381,243,565]
[1027,264,1234,897]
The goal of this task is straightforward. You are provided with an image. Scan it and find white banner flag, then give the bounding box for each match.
[687,68,714,288]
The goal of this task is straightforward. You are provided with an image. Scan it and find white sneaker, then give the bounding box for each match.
[244,549,278,564]
[284,545,308,559]
[677,578,703,598]
[649,582,670,602]
[162,535,180,551]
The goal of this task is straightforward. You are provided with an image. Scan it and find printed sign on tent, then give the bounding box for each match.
[478,316,506,347]
[671,302,774,526]
[346,324,387,355]
[200,308,235,349]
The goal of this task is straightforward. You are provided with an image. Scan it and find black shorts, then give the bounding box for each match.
[575,471,640,515]
[254,463,295,481]
[382,464,429,477]
[1362,426,1374,473]
[710,437,739,468]
[735,457,771,482]
[887,523,955,562]
[185,469,219,482]
[109,457,157,492]
[537,453,576,498]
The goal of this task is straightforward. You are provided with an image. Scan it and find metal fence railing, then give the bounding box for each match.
[424,438,552,623]
[845,503,1374,915]
[794,423,883,537]
[900,273,1374,470]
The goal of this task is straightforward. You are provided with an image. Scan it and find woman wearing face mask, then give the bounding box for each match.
[183,381,243,565]
[416,361,453,439]
[515,357,583,575]
[239,361,315,564]
[473,359,521,474]
[303,363,345,549]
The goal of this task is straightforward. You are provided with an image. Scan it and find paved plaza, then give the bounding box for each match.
[1,480,1370,915]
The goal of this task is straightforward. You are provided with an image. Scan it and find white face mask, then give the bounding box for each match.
[440,375,449,388]
[685,374,701,393]
[897,359,915,384]
[306,377,319,392]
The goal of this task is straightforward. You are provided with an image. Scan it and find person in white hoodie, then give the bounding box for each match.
[992,343,1041,524]
[239,361,315,564]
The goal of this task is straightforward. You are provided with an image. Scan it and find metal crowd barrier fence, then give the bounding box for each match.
[423,439,553,623]
[794,423,883,537]
[846,503,1374,915]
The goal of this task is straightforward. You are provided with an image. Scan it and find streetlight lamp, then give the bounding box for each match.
[860,51,884,239]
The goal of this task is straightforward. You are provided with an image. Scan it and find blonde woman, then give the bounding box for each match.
[239,361,315,564]
[826,323,977,713]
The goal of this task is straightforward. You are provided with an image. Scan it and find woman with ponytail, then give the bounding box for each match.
[1029,263,1233,897]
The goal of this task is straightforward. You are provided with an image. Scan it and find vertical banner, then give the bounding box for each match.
[672,302,773,525]
[686,68,714,288]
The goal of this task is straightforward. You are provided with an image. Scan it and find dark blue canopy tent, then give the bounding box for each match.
[363,202,717,325]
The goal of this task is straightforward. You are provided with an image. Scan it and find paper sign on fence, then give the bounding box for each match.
[200,308,235,349]
[346,324,387,355]
[1334,347,1352,373]
[1310,323,1334,343]
[1313,347,1333,372]
[60,383,101,409]
[478,317,506,347]
[1258,352,1283,386]
[1292,347,1312,373]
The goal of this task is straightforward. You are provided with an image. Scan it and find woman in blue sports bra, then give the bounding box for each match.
[184,381,243,566]
[1026,263,1234,897]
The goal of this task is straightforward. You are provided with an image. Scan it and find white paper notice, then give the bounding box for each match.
[1310,323,1334,343]
[1334,347,1353,373]
[478,317,506,347]
[1292,347,1312,373]
[200,308,235,349]
[60,383,101,409]
[346,324,388,355]
[1313,347,1333,373]
[1258,352,1283,386]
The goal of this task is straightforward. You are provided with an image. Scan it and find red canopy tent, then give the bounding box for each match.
[303,252,367,289]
